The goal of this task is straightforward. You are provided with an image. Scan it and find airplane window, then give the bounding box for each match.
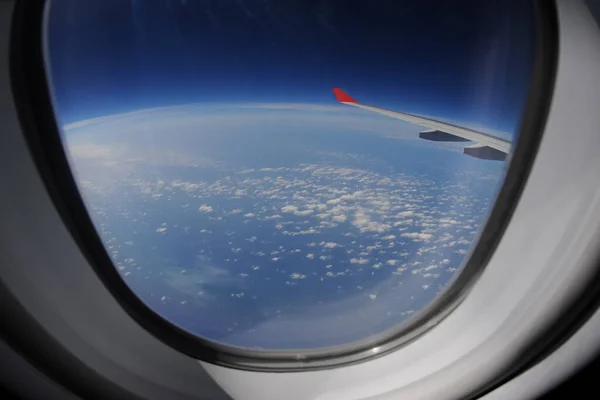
[44,0,536,356]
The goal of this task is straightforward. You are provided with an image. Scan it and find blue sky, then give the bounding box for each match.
[47,0,535,133]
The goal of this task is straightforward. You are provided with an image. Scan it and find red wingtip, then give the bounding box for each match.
[333,88,358,103]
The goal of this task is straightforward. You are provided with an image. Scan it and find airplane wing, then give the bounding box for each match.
[332,88,511,161]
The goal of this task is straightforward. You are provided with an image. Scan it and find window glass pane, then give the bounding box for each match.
[45,0,535,351]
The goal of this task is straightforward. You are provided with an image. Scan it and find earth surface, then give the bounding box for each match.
[63,103,505,350]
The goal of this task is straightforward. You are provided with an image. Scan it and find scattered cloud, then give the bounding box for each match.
[294,209,314,217]
[401,232,433,240]
[281,205,298,213]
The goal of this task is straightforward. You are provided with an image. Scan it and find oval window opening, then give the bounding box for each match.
[45,0,536,353]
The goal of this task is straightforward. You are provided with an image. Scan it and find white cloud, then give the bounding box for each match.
[306,253,314,259]
[382,235,396,240]
[352,212,391,233]
[394,220,414,226]
[294,209,314,217]
[401,232,432,240]
[156,227,167,233]
[199,205,214,213]
[350,257,369,265]
[282,228,320,236]
[439,218,458,225]
[264,214,281,220]
[308,203,328,211]
[332,214,347,223]
[290,273,307,279]
[321,242,340,249]
[281,205,298,213]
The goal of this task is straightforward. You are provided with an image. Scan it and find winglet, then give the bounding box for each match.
[333,88,358,103]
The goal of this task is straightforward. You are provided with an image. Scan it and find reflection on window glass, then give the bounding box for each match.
[46,0,535,351]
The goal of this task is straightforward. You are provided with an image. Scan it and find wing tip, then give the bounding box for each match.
[333,88,358,103]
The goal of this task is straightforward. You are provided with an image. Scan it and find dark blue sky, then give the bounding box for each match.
[47,0,535,132]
